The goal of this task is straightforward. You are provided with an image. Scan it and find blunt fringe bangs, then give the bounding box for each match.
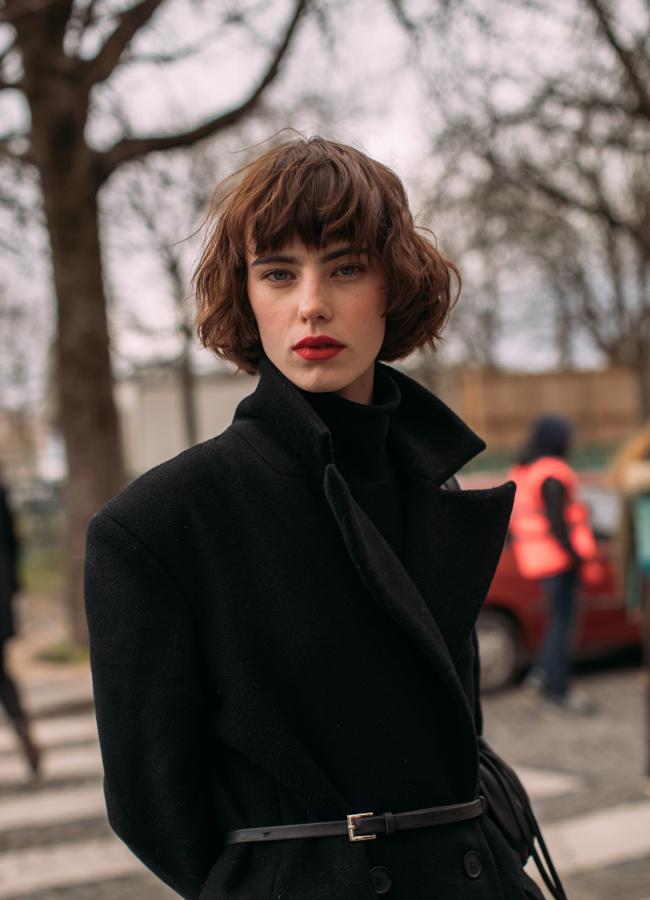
[194,137,460,373]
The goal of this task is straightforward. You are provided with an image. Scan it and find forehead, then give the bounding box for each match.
[246,238,367,264]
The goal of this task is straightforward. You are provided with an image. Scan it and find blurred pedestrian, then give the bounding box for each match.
[608,424,650,790]
[509,415,600,714]
[0,474,41,778]
[86,137,552,899]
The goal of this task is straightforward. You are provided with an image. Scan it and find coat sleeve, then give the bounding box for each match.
[84,511,221,899]
[540,476,581,563]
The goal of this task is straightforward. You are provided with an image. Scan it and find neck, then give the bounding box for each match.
[335,365,375,404]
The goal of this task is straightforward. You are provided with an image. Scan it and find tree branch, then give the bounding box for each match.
[83,0,166,86]
[65,0,105,54]
[544,87,646,123]
[485,149,650,253]
[119,26,226,66]
[602,223,629,328]
[97,0,308,179]
[583,0,650,118]
[386,0,417,33]
[78,0,102,31]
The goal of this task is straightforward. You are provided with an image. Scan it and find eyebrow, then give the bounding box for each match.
[250,245,367,267]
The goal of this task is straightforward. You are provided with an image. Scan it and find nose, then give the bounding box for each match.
[297,273,332,323]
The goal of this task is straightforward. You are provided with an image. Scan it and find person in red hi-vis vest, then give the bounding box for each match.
[509,415,601,714]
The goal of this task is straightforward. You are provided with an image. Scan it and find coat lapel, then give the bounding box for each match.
[401,477,516,662]
[324,466,476,740]
[323,465,515,787]
[236,357,515,763]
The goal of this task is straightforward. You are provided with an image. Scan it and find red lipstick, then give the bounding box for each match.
[293,335,345,361]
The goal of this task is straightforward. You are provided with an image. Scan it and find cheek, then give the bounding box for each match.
[247,292,276,338]
[367,280,388,322]
[358,289,387,332]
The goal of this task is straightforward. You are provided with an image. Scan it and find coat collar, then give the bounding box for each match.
[235,355,486,484]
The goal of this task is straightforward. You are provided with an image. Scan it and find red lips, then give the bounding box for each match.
[293,335,344,349]
[293,335,345,361]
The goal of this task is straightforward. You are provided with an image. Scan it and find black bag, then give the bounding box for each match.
[479,738,568,900]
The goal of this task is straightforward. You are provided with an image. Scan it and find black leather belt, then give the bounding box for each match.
[224,796,486,845]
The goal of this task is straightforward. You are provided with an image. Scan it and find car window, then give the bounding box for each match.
[581,484,619,539]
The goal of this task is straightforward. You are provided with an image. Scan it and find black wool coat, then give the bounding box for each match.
[85,358,543,900]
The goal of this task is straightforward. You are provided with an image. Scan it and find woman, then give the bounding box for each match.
[0,476,40,777]
[509,415,599,713]
[85,138,545,899]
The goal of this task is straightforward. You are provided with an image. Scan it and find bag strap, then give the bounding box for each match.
[480,746,567,900]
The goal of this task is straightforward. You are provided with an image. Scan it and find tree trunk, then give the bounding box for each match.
[178,351,198,447]
[39,157,126,645]
[13,13,128,645]
[635,335,650,422]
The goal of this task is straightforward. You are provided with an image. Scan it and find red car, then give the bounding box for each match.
[461,475,642,691]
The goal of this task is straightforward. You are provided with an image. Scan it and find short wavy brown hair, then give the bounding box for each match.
[194,136,459,373]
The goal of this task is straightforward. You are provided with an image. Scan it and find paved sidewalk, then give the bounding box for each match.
[483,661,650,899]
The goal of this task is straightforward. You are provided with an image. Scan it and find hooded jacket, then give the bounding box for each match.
[85,357,543,900]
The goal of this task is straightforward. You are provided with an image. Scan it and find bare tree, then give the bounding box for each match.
[0,0,309,643]
[425,0,650,409]
[104,149,218,449]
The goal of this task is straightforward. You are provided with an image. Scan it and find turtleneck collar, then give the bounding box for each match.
[300,368,401,483]
[235,355,486,486]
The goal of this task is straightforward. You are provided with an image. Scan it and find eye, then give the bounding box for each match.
[262,269,293,283]
[334,263,362,278]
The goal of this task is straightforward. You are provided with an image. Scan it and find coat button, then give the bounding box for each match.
[463,850,483,879]
[369,865,392,895]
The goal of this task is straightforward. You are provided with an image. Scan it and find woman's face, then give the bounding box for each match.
[246,239,387,404]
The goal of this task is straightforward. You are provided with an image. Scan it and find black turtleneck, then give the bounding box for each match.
[302,369,404,556]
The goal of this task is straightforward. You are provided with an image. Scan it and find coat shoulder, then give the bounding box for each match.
[93,426,251,537]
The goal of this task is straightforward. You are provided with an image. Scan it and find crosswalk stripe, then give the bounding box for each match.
[0,743,102,785]
[526,799,650,894]
[0,837,145,898]
[23,678,93,717]
[0,783,105,830]
[517,766,581,800]
[0,714,98,753]
[540,800,650,875]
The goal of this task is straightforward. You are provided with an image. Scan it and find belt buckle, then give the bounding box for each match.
[347,811,376,842]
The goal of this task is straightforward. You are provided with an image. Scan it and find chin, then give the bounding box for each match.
[278,359,348,393]
[293,369,350,394]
